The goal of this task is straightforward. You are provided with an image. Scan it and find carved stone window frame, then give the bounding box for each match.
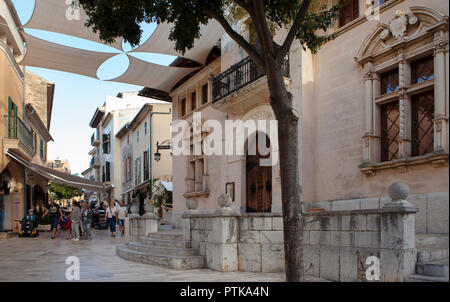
[356,6,449,175]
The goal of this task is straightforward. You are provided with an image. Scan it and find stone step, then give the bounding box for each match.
[417,247,449,263]
[0,232,15,240]
[138,236,192,248]
[416,234,449,249]
[116,244,205,270]
[416,258,449,278]
[404,274,449,282]
[147,232,183,241]
[127,241,196,256]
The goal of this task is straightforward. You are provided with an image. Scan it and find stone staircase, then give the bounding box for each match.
[404,234,449,282]
[116,231,205,270]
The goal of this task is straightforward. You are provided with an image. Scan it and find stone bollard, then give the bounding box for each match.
[380,182,418,281]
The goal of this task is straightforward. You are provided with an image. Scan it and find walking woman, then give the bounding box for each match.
[70,201,81,241]
[105,202,118,237]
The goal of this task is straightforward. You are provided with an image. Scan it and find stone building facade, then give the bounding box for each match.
[167,0,448,280]
[0,1,54,231]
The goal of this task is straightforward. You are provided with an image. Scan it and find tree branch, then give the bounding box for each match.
[251,0,275,56]
[232,0,256,19]
[276,0,312,61]
[204,7,264,68]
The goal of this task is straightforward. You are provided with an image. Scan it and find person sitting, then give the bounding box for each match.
[19,209,37,237]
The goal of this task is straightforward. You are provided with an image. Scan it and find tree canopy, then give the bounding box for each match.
[49,182,82,200]
[79,0,342,70]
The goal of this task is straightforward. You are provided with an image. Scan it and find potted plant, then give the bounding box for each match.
[36,212,51,232]
[151,179,172,219]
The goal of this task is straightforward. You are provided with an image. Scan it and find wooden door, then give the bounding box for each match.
[246,134,272,212]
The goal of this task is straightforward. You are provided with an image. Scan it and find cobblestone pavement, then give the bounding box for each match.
[0,229,327,282]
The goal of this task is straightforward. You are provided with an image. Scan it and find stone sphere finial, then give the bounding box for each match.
[186,198,198,210]
[388,182,410,201]
[218,194,232,209]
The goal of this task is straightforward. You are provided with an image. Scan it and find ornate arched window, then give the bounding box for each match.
[356,7,449,175]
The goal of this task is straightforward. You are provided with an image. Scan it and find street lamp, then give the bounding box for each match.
[155,140,171,162]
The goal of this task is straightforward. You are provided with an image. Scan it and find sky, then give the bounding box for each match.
[11,0,176,175]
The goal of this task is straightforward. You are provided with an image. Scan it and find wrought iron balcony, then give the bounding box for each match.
[212,55,290,103]
[5,115,34,152]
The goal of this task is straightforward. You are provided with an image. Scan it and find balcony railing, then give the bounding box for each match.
[212,55,290,103]
[5,115,34,152]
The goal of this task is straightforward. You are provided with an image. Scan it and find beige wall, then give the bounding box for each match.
[301,0,449,203]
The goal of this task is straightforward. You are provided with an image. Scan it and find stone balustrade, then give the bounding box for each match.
[181,183,421,281]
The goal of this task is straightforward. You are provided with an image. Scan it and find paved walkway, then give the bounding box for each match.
[0,229,325,282]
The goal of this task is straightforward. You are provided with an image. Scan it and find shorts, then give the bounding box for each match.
[50,216,59,230]
[118,219,125,226]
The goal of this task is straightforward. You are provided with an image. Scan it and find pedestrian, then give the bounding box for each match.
[117,200,128,237]
[79,200,84,237]
[43,200,63,239]
[81,203,93,240]
[0,188,6,233]
[105,201,118,237]
[70,201,81,241]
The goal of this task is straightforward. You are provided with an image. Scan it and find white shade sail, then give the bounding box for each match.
[24,0,123,50]
[110,55,200,92]
[19,33,118,79]
[131,20,223,65]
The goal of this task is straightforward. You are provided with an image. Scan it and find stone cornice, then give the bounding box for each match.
[0,39,24,81]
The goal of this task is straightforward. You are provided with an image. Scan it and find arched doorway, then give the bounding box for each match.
[246,133,272,213]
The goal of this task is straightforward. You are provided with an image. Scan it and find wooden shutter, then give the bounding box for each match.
[106,161,111,182]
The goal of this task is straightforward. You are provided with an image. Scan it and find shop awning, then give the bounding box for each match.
[6,149,105,194]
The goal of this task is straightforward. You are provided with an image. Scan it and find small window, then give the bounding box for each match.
[411,91,434,157]
[144,122,147,135]
[191,91,197,111]
[137,130,139,143]
[380,69,399,94]
[412,56,434,84]
[180,98,186,116]
[202,84,208,104]
[339,0,359,27]
[380,101,400,162]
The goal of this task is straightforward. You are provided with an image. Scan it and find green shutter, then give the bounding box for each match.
[40,139,43,159]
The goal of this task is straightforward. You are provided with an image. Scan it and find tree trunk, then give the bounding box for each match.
[266,62,305,282]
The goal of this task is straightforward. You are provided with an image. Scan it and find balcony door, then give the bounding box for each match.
[246,133,272,213]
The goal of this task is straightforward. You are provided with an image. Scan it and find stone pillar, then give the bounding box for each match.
[362,67,374,163]
[398,58,411,159]
[182,198,199,241]
[129,213,159,241]
[380,182,418,282]
[433,38,448,152]
[205,194,239,272]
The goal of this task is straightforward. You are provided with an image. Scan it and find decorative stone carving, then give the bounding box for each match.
[242,105,275,122]
[218,193,232,209]
[388,182,410,201]
[384,182,416,209]
[186,198,198,210]
[379,10,419,41]
[130,204,139,214]
[390,11,407,39]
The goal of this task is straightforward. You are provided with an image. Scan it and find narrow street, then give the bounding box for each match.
[0,229,291,282]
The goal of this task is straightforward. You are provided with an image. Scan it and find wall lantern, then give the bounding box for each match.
[154,140,171,162]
